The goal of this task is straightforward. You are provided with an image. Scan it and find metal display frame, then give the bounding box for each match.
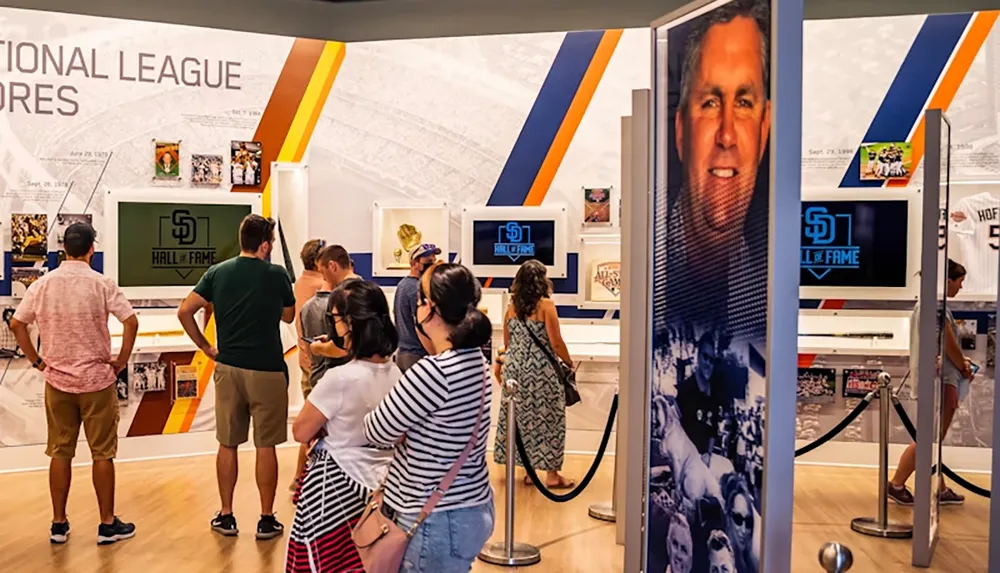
[913,108,950,568]
[622,91,651,562]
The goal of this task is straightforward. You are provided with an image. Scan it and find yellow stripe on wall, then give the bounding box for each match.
[262,41,346,218]
[163,41,346,435]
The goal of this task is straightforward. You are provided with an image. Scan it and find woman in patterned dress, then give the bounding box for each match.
[494,259,575,488]
[286,280,401,573]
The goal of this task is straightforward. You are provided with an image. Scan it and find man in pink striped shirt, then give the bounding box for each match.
[10,222,139,546]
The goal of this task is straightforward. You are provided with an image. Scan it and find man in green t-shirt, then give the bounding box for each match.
[177,214,295,541]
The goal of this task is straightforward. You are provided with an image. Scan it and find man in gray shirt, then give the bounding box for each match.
[394,243,440,372]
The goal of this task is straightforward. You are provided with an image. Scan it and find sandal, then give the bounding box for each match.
[545,477,576,490]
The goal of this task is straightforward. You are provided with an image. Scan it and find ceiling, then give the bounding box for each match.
[1,0,999,42]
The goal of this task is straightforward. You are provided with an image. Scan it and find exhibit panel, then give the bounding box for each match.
[642,0,802,571]
[460,205,570,279]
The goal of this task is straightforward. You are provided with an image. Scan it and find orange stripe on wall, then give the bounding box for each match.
[294,47,346,161]
[888,11,998,188]
[243,38,327,194]
[523,30,623,206]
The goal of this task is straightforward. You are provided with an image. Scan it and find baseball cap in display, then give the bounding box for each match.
[408,243,442,262]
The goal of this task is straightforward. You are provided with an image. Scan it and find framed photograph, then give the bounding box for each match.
[583,187,612,226]
[154,141,181,181]
[578,234,621,310]
[797,367,836,403]
[231,141,262,187]
[191,154,224,186]
[53,214,93,248]
[11,214,48,262]
[174,364,199,400]
[955,318,977,350]
[131,360,167,393]
[116,368,129,402]
[842,368,882,398]
[859,141,913,181]
[11,268,46,297]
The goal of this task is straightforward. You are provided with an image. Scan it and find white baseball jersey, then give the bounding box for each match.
[951,191,1000,295]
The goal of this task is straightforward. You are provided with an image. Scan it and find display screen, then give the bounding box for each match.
[800,200,908,287]
[472,220,556,266]
[117,202,251,287]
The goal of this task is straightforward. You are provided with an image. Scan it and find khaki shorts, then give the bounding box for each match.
[300,366,313,400]
[45,383,119,460]
[214,363,288,448]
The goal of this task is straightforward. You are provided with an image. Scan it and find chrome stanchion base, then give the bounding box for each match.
[588,501,616,522]
[850,517,913,539]
[478,541,542,566]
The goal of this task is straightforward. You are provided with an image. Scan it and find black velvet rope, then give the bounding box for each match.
[891,397,991,499]
[514,394,618,503]
[795,391,877,457]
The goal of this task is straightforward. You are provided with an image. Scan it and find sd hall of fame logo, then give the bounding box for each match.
[594,261,621,297]
[152,209,217,279]
[801,206,860,280]
[494,222,535,262]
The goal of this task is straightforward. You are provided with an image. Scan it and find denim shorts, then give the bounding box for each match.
[396,502,495,573]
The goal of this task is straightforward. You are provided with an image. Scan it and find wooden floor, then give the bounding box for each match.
[0,450,989,572]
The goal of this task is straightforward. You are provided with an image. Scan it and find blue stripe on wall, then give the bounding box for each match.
[486,31,604,206]
[839,13,971,188]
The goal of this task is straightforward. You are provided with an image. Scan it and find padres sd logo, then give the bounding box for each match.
[595,261,621,297]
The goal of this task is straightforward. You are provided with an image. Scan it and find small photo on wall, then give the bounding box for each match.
[191,154,224,186]
[842,368,882,398]
[231,141,262,186]
[53,214,93,248]
[11,214,48,262]
[988,315,996,369]
[154,141,181,180]
[11,268,46,296]
[583,187,611,225]
[174,364,199,400]
[590,260,621,301]
[797,367,836,403]
[859,141,912,181]
[116,369,129,402]
[956,318,978,350]
[131,361,166,393]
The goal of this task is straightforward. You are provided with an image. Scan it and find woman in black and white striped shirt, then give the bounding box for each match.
[364,263,494,572]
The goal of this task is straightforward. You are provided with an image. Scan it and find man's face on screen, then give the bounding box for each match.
[676,15,770,236]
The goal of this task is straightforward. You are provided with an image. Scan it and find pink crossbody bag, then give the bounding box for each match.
[351,374,488,573]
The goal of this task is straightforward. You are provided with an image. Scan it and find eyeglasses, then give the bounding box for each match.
[731,511,750,527]
[708,535,732,552]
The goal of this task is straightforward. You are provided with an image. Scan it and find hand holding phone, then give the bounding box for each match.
[301,336,315,344]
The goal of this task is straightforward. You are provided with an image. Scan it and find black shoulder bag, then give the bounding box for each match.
[519,318,581,407]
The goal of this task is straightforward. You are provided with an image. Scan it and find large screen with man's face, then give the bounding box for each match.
[117,202,250,287]
[799,200,909,288]
[472,220,556,266]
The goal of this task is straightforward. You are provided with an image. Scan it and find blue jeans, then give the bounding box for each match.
[396,502,495,572]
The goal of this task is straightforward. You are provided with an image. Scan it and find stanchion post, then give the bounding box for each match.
[850,372,913,538]
[478,379,541,567]
[818,542,854,572]
[589,389,617,522]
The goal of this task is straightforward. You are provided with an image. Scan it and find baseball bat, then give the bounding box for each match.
[801,332,894,339]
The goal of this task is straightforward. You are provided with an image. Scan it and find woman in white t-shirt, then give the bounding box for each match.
[286,280,401,573]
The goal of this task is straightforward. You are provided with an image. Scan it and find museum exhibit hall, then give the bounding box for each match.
[3,0,1000,571]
